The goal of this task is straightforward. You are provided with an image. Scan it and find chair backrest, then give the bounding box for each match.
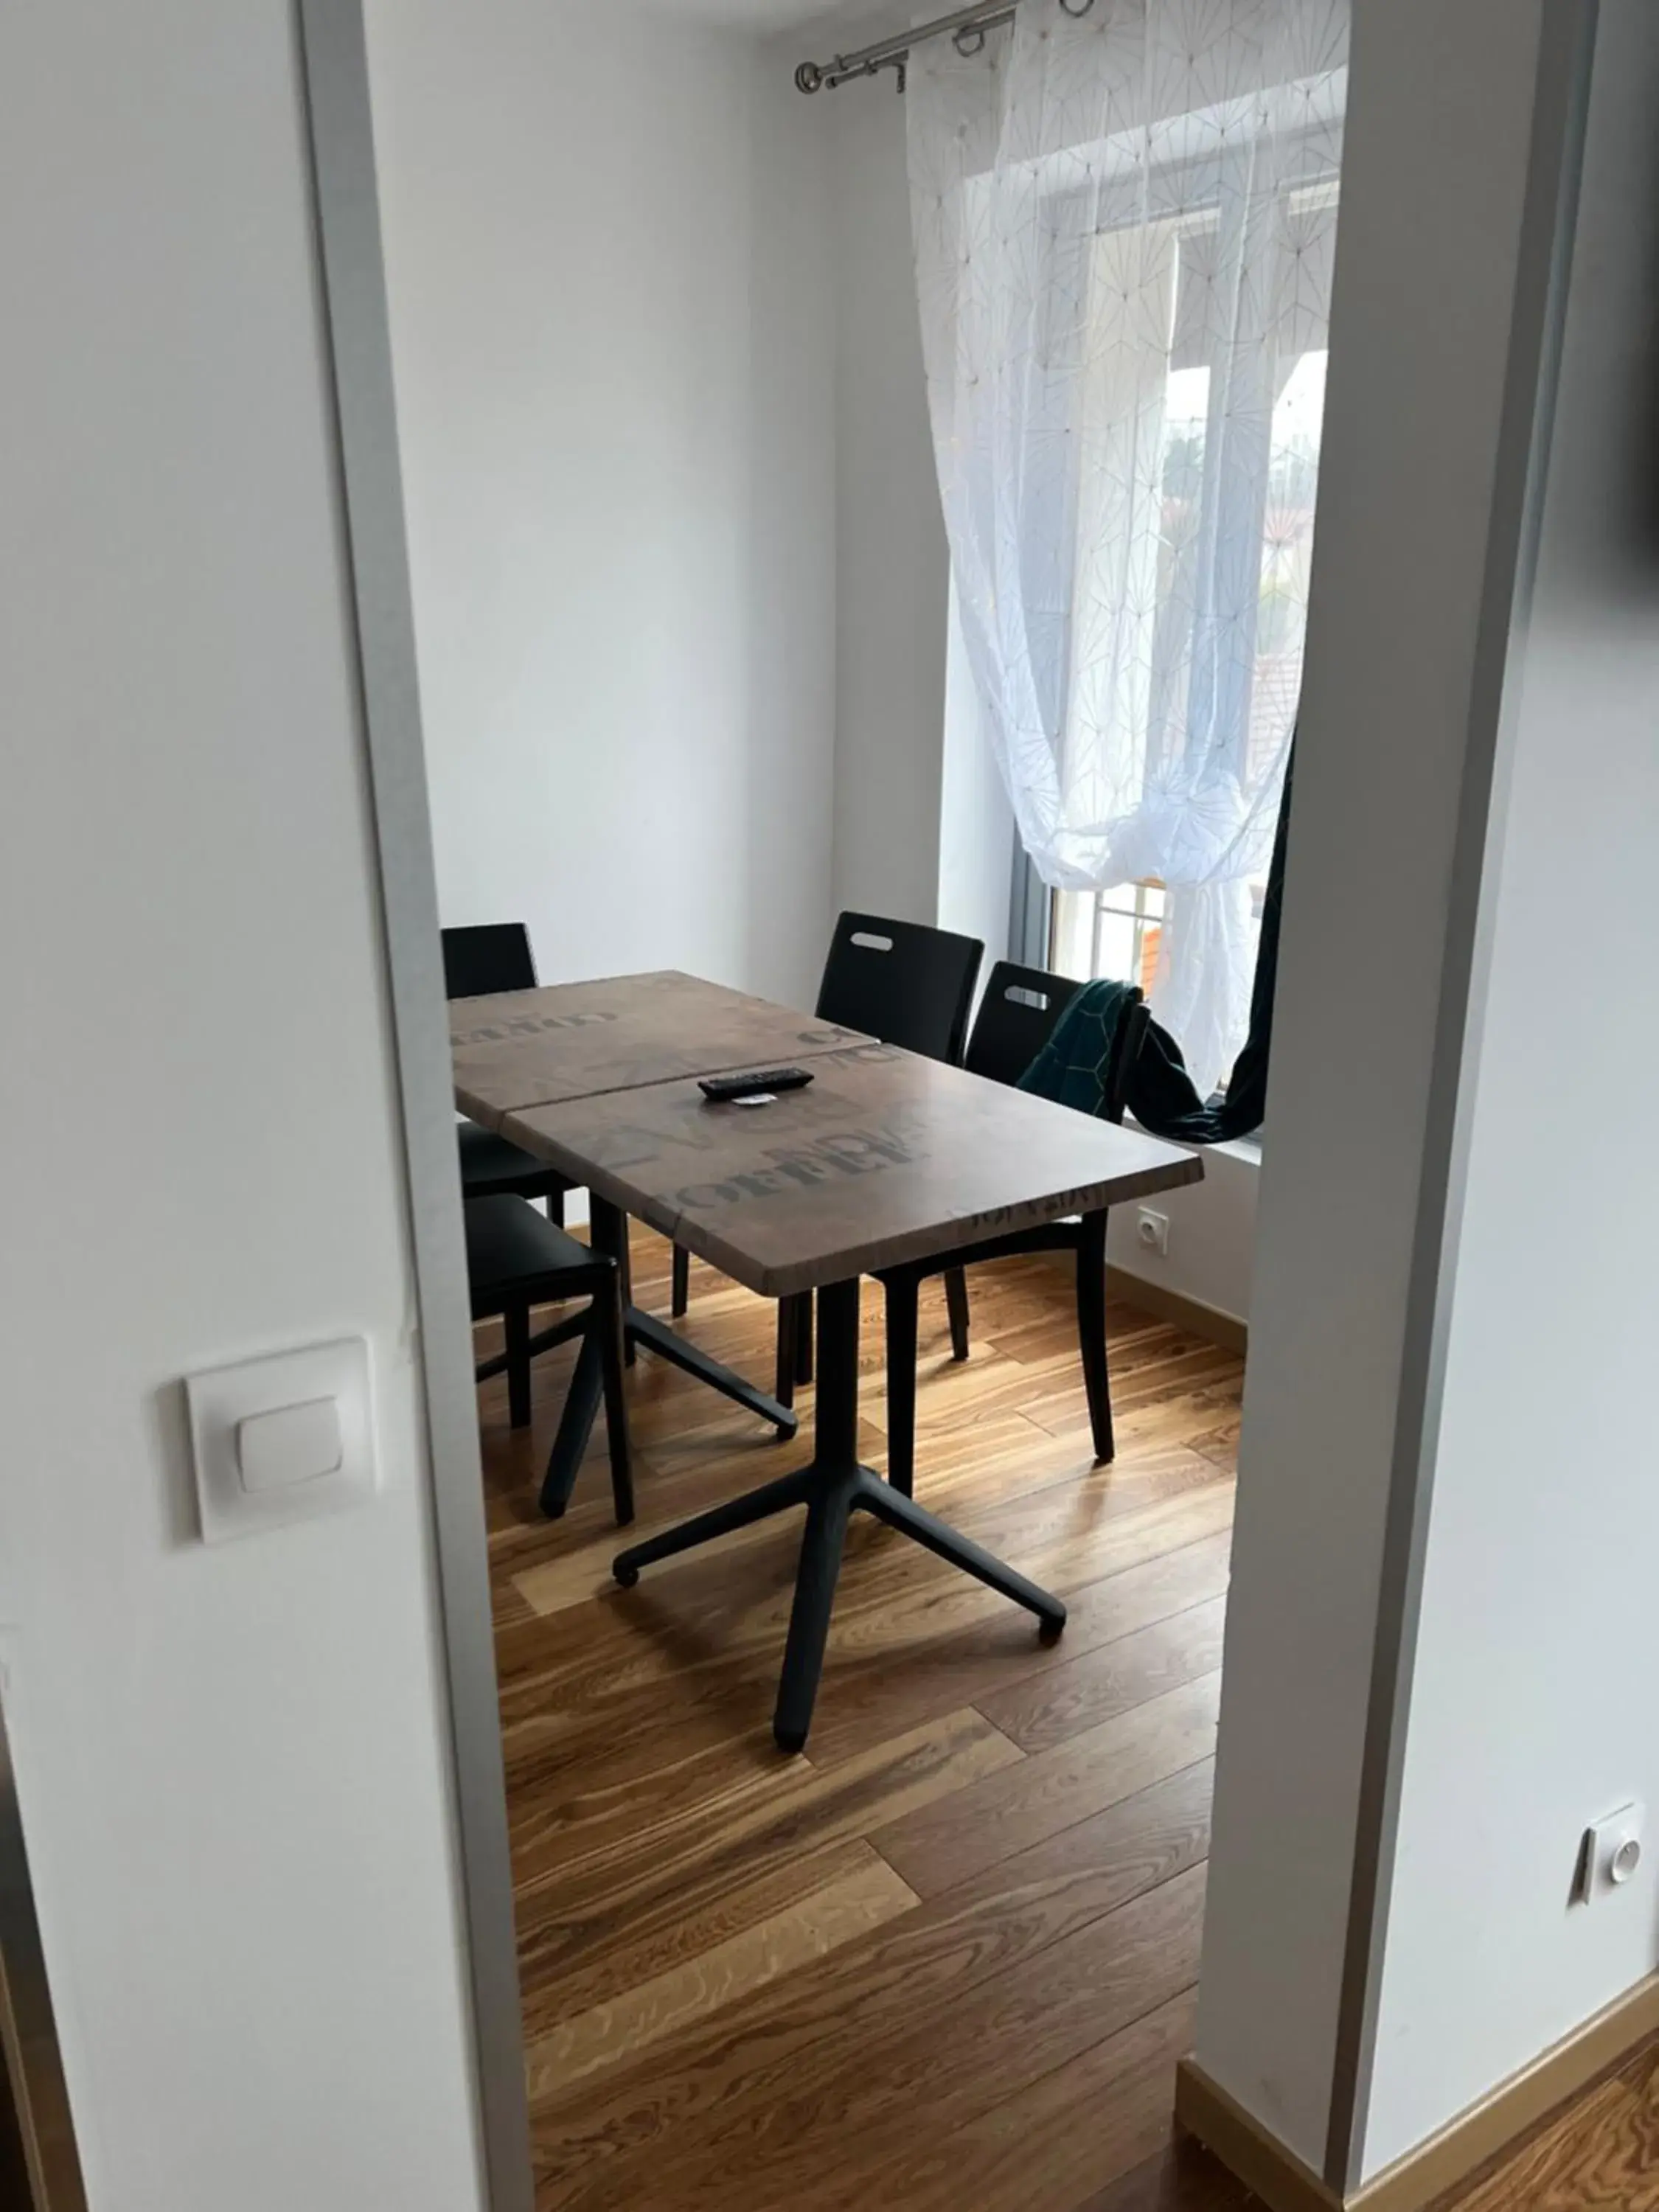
[964,961,1087,1089]
[442,922,537,1001]
[971,964,1151,1124]
[815,911,983,1064]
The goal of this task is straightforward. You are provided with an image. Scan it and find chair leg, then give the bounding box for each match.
[672,1243,690,1318]
[596,1200,636,1367]
[793,1290,814,1385]
[944,1266,971,1363]
[546,1186,566,1228]
[504,1302,532,1430]
[773,1298,796,1411]
[1076,1208,1114,1464]
[883,1274,919,1498]
[539,1310,605,1518]
[597,1280,635,1526]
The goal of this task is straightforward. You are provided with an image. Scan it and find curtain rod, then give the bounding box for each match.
[796,0,1094,96]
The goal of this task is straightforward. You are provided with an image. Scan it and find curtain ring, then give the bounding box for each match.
[953,24,988,55]
[1058,0,1096,15]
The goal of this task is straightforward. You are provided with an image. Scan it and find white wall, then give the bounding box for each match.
[0,6,484,2211]
[1196,0,1557,2171]
[826,21,956,928]
[1107,1141,1258,1332]
[1361,0,1659,2171]
[374,0,1259,1321]
[367,0,837,1011]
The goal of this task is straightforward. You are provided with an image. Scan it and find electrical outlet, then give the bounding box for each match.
[1574,1803,1643,1907]
[1135,1208,1170,1257]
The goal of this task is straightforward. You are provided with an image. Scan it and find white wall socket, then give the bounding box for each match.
[1135,1208,1171,1257]
[1574,1802,1643,1907]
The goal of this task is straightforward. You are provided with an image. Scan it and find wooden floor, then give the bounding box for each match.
[477,1228,1655,2211]
[480,1227,1239,2211]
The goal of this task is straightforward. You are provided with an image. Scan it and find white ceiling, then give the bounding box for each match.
[648,0,849,28]
[644,0,896,35]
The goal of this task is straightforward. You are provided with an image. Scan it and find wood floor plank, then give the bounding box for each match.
[862,1335,1173,1441]
[540,1864,1208,2212]
[888,1413,1222,1520]
[978,1596,1228,1753]
[524,1846,917,2098]
[504,1710,794,1877]
[512,1705,1022,2002]
[508,1428,831,1620]
[529,1760,1213,2185]
[1069,2137,1256,2211]
[873,1674,1222,1897]
[476,1236,1248,2212]
[484,1233,1659,2212]
[518,1837,874,2042]
[1184,1414,1242,1471]
[802,1527,1232,1767]
[1447,2035,1659,2212]
[1023,1353,1245,1444]
[828,1989,1203,2212]
[500,1472,1234,1784]
[984,1297,1170,1364]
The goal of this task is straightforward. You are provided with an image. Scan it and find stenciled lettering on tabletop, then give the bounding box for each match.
[672,1125,919,1214]
[452,1008,620,1045]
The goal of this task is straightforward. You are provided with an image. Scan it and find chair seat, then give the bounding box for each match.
[464,1195,608,1308]
[457,1117,570,1197]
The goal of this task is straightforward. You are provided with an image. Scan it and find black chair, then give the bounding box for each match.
[877,961,1151,1496]
[444,922,574,1226]
[465,1195,633,1523]
[669,913,984,1401]
[814,910,983,1062]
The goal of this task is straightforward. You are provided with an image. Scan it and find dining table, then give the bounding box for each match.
[451,969,871,1445]
[451,967,1203,1751]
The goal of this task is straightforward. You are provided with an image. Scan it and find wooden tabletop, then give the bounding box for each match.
[451,970,870,1127]
[501,1039,1202,1298]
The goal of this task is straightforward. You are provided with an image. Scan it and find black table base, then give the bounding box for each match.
[589,1197,798,1445]
[612,1276,1066,1752]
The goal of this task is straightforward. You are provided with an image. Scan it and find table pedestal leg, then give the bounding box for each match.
[613,1277,1065,1753]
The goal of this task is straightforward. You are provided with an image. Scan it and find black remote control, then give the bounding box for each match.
[698,1067,816,1102]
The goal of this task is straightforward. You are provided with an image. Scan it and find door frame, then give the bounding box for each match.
[0,1680,88,2212]
[295,7,535,2207]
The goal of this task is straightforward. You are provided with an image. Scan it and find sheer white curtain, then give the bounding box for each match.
[908,0,1348,1092]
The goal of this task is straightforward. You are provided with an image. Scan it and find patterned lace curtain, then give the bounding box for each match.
[908,0,1348,1093]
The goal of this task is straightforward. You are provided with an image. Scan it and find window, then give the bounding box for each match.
[1045,175,1336,1046]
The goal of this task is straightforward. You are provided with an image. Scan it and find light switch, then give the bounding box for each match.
[236,1397,344,1494]
[186,1338,376,1543]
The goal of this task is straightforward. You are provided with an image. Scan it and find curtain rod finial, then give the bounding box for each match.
[795,59,824,94]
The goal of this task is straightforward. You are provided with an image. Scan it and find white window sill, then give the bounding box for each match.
[1123,1117,1262,1169]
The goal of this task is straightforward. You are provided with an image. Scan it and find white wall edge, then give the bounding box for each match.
[295,7,532,2208]
[1324,1,1599,2185]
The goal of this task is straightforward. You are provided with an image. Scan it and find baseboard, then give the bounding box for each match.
[1176,1970,1659,2211]
[1105,1266,1248,1357]
[1175,2065,1339,2211]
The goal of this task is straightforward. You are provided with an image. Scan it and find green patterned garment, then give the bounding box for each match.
[1015,978,1141,1116]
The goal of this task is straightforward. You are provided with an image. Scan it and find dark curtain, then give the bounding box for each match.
[1124,742,1295,1144]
